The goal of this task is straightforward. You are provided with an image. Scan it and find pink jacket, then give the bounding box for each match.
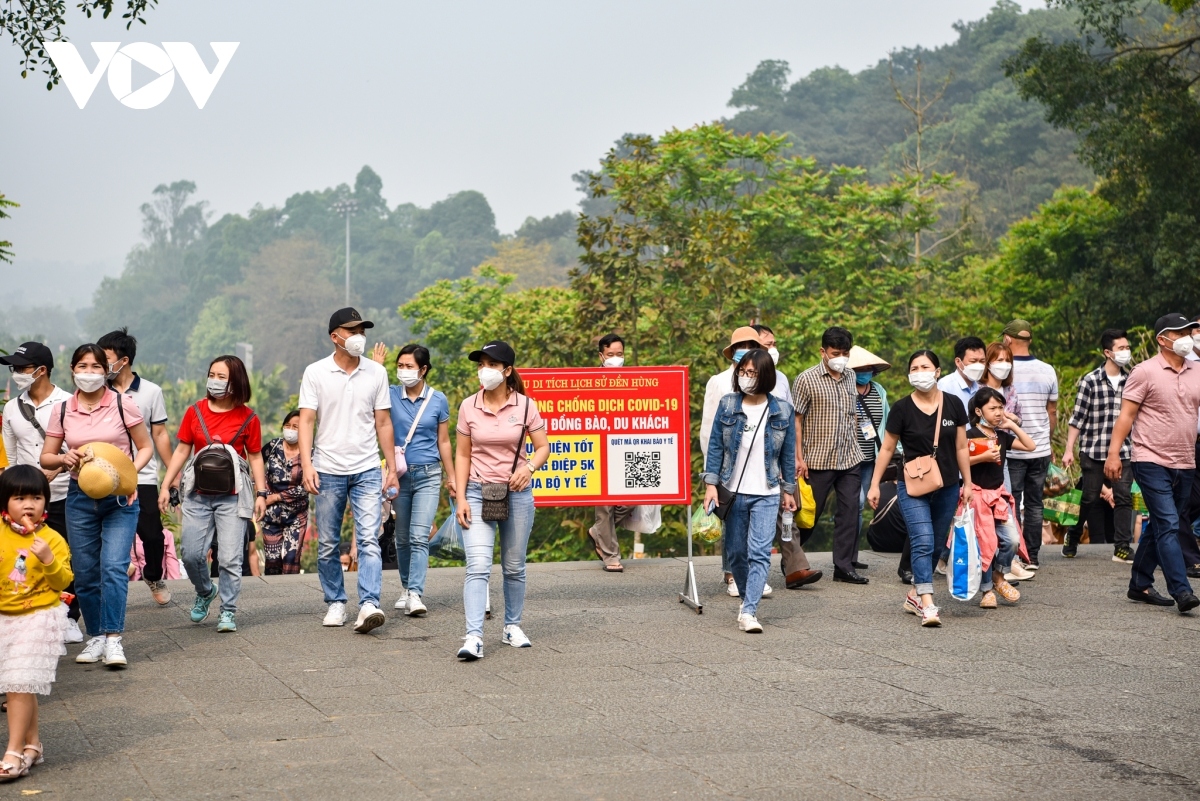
[968,484,1029,571]
[128,529,182,582]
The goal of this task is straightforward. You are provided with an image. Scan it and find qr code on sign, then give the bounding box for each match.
[624,451,662,489]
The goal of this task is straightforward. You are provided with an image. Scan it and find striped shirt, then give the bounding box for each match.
[1008,356,1058,460]
[1068,365,1131,460]
[791,363,863,471]
[855,383,884,462]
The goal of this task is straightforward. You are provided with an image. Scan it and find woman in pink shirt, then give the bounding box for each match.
[453,341,550,661]
[41,344,152,669]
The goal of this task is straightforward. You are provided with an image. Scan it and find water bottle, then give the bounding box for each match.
[385,486,399,500]
[781,510,795,542]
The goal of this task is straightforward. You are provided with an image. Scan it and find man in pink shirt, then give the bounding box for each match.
[1107,313,1200,613]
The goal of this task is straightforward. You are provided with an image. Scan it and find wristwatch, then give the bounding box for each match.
[256,490,269,498]
[526,459,536,472]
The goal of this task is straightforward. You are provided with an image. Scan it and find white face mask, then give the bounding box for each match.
[962,363,986,383]
[11,369,39,392]
[397,369,421,388]
[737,375,757,394]
[207,378,229,398]
[767,347,780,365]
[73,371,106,393]
[603,356,624,368]
[341,334,367,357]
[478,367,505,391]
[908,371,938,392]
[1170,335,1194,357]
[827,355,849,374]
[988,361,1012,380]
[282,429,299,445]
[1112,349,1132,367]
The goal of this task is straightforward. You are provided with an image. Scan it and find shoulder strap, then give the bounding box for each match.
[59,399,67,430]
[401,389,435,451]
[731,403,771,494]
[112,388,135,454]
[509,396,530,473]
[192,402,214,446]
[930,391,945,452]
[17,398,44,438]
[194,402,256,452]
[229,410,257,453]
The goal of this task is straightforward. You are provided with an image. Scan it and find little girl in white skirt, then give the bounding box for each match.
[0,466,73,782]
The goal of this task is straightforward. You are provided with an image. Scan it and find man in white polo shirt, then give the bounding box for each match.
[299,307,399,633]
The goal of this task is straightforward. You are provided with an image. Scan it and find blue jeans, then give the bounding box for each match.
[1130,462,1194,599]
[896,482,959,596]
[180,492,244,613]
[315,469,384,608]
[857,460,875,535]
[463,482,534,638]
[723,493,780,616]
[394,464,441,596]
[66,480,139,635]
[982,518,1019,591]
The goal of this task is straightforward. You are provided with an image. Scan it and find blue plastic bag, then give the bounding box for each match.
[428,502,466,561]
[948,507,981,601]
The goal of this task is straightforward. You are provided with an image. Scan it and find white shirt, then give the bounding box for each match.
[2,385,73,502]
[700,366,790,456]
[116,373,168,485]
[725,398,778,496]
[299,353,391,475]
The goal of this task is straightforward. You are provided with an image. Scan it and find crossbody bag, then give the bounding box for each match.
[712,403,770,521]
[394,388,435,479]
[480,397,529,522]
[58,387,135,454]
[902,392,945,497]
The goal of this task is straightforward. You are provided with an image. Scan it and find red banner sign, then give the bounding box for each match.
[520,366,692,507]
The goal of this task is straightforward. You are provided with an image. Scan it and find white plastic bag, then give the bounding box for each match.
[948,507,981,601]
[625,505,662,535]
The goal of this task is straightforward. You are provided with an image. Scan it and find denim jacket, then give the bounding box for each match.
[703,393,797,494]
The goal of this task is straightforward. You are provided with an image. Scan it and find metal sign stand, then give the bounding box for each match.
[678,503,703,614]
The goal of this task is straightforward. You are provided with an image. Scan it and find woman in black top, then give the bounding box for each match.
[966,388,1035,609]
[867,350,972,627]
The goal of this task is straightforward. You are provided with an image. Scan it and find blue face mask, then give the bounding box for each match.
[733,349,750,363]
[855,371,872,386]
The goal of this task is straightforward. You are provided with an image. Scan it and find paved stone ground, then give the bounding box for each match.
[3,545,1199,800]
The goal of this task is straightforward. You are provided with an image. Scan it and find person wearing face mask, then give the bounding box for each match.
[588,333,633,572]
[1062,329,1135,562]
[1,343,83,643]
[982,342,1023,426]
[41,344,154,668]
[845,346,891,538]
[158,356,268,634]
[96,328,175,607]
[297,307,399,633]
[454,341,551,660]
[1001,319,1059,569]
[1105,313,1200,613]
[937,337,988,409]
[703,350,797,633]
[369,342,454,613]
[259,411,310,575]
[867,350,972,627]
[791,326,869,584]
[700,327,794,595]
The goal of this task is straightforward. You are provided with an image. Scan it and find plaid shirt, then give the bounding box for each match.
[791,362,863,471]
[1068,365,1131,460]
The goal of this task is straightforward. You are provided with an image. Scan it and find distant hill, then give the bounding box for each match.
[724,1,1093,236]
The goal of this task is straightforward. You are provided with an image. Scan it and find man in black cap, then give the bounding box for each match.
[298,308,400,633]
[1,342,84,641]
[1106,313,1200,612]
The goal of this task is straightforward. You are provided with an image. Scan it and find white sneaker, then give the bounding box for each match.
[404,591,427,617]
[457,635,484,660]
[63,618,84,644]
[103,636,127,668]
[737,613,763,633]
[762,582,773,598]
[353,602,385,633]
[935,559,948,576]
[726,579,740,598]
[322,601,347,627]
[393,588,408,610]
[1005,561,1035,582]
[502,624,532,648]
[76,636,106,663]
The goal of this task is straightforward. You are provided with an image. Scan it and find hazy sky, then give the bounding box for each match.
[2,0,1035,300]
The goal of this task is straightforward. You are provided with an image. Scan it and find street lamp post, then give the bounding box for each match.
[331,198,358,305]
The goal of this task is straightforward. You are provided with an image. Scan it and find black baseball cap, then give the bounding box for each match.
[468,340,516,365]
[0,341,53,370]
[1155,313,1198,337]
[328,307,374,334]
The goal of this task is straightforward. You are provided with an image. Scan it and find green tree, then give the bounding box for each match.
[0,193,16,263]
[185,296,244,372]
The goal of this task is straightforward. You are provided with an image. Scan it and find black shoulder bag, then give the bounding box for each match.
[712,404,769,521]
[480,398,529,522]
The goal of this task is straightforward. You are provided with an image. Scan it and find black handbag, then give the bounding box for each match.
[480,398,529,522]
[711,404,769,521]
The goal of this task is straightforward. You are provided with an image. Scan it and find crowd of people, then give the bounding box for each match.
[1,304,1199,781]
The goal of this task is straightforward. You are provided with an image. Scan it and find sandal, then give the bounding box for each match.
[603,561,624,573]
[0,750,28,781]
[23,743,43,768]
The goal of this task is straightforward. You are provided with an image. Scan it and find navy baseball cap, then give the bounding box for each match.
[468,340,516,365]
[0,341,53,370]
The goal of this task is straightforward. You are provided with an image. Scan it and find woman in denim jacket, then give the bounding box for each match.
[703,350,797,633]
